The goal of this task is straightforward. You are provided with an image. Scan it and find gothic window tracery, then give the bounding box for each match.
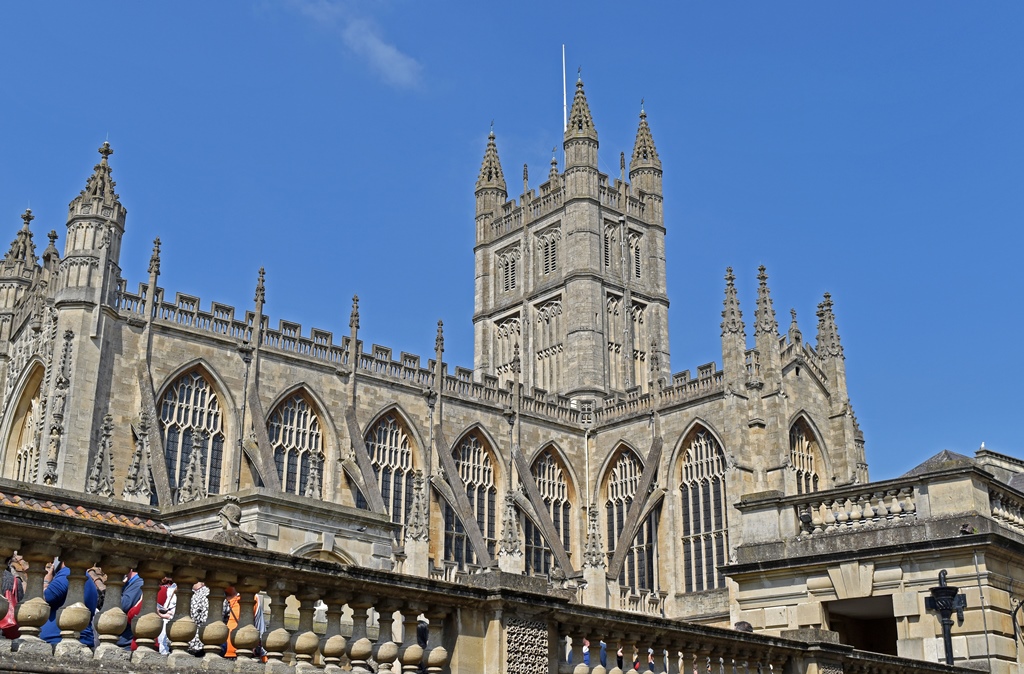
[603,225,616,269]
[159,370,225,501]
[605,445,659,593]
[790,420,822,494]
[268,392,324,498]
[4,365,43,483]
[361,412,416,529]
[679,427,728,592]
[497,247,520,293]
[533,299,563,392]
[444,431,498,569]
[494,315,521,388]
[629,233,642,280]
[537,228,561,276]
[524,447,572,576]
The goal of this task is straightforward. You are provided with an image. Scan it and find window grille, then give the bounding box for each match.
[524,448,571,576]
[679,429,728,592]
[159,370,225,501]
[790,421,820,494]
[605,446,658,593]
[444,432,498,569]
[268,393,323,497]
[361,413,416,529]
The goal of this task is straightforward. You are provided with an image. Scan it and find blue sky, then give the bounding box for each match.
[2,2,1022,480]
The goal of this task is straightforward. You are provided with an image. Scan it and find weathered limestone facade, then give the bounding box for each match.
[0,82,869,629]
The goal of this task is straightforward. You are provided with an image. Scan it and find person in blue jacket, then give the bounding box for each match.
[116,569,144,650]
[40,559,70,644]
[79,568,102,647]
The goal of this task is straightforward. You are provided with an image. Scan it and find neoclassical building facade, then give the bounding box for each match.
[0,79,867,624]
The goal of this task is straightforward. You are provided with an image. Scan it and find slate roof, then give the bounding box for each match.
[900,449,975,478]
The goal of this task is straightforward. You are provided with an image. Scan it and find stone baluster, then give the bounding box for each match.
[871,492,887,519]
[662,641,681,674]
[836,498,850,525]
[900,486,916,514]
[134,559,173,663]
[167,566,203,667]
[692,643,713,674]
[320,590,350,674]
[605,633,624,674]
[52,548,94,659]
[422,606,450,674]
[887,490,903,517]
[569,628,588,674]
[767,653,788,672]
[848,495,862,523]
[397,601,427,674]
[650,641,668,673]
[12,545,50,658]
[93,555,135,662]
[555,625,573,674]
[232,574,267,671]
[291,585,324,672]
[589,631,609,674]
[346,594,376,674]
[618,635,638,674]
[809,502,823,534]
[201,571,236,672]
[374,599,401,673]
[263,580,296,673]
[822,499,836,529]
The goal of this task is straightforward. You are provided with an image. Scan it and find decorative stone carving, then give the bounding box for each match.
[406,470,429,542]
[754,265,778,338]
[505,616,547,674]
[86,413,116,497]
[720,267,745,337]
[42,328,74,485]
[123,412,154,501]
[582,503,605,569]
[303,451,324,498]
[211,495,258,548]
[816,292,844,359]
[177,429,209,504]
[498,490,521,557]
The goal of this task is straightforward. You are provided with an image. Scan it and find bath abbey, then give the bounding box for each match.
[0,79,1022,674]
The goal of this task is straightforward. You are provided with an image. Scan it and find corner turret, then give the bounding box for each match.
[57,142,126,307]
[475,129,508,243]
[563,76,599,176]
[629,104,662,198]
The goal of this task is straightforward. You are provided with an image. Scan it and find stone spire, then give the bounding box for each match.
[148,237,161,276]
[754,265,779,338]
[476,129,506,193]
[582,504,605,569]
[788,308,803,346]
[349,294,360,330]
[79,142,120,207]
[3,209,38,267]
[720,267,745,338]
[254,267,266,308]
[548,147,559,183]
[565,76,597,141]
[816,293,844,359]
[41,230,59,271]
[630,105,661,172]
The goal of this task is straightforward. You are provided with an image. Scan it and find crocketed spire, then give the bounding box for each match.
[548,147,559,183]
[720,267,745,337]
[475,130,506,193]
[816,293,844,359]
[565,77,597,141]
[79,142,120,206]
[788,308,802,346]
[4,209,38,267]
[630,105,661,171]
[148,237,161,276]
[754,265,779,338]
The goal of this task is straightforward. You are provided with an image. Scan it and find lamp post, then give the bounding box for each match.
[924,569,966,665]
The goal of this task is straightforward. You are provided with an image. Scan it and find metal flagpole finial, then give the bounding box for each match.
[577,66,582,81]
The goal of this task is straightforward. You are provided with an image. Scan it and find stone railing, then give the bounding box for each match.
[989,484,1024,533]
[795,485,917,536]
[594,369,724,425]
[0,490,973,674]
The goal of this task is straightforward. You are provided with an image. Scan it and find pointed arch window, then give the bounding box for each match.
[790,420,822,494]
[444,431,498,569]
[360,413,416,528]
[603,225,616,269]
[679,428,728,592]
[605,446,659,593]
[268,393,324,498]
[524,447,572,576]
[629,232,642,280]
[537,229,561,276]
[159,370,225,502]
[497,247,520,293]
[4,366,44,483]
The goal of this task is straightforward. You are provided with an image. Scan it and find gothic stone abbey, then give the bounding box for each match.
[0,79,868,625]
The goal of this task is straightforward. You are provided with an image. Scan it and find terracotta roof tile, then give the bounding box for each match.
[0,490,168,534]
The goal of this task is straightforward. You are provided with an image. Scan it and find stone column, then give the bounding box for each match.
[397,602,427,674]
[93,555,135,662]
[291,585,323,673]
[263,580,295,673]
[201,571,236,672]
[346,595,376,674]
[320,590,350,674]
[373,599,401,673]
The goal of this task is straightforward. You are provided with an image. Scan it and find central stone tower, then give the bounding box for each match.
[473,78,670,399]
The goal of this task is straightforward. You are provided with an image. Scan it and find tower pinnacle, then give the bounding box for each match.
[565,78,597,141]
[754,265,779,338]
[720,267,745,337]
[79,142,120,205]
[4,209,38,267]
[630,106,661,171]
[816,293,844,359]
[476,130,506,192]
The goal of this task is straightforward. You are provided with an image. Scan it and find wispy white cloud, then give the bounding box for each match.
[287,0,423,90]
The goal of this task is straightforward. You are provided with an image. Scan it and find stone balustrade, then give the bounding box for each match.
[0,492,972,674]
[796,485,917,536]
[989,484,1024,532]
